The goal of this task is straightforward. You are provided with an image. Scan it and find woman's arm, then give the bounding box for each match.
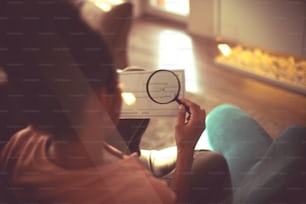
[170,99,206,203]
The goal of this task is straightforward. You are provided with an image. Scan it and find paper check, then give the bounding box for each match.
[119,70,185,118]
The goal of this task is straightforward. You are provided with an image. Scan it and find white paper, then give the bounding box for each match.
[119,70,185,118]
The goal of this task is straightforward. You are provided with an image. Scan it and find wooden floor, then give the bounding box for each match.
[128,16,306,140]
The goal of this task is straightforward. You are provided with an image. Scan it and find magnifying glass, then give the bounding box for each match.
[146,69,190,117]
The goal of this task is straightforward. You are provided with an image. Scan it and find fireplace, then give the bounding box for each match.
[188,0,306,95]
[215,43,306,95]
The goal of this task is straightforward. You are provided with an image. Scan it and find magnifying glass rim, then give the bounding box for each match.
[146,69,181,104]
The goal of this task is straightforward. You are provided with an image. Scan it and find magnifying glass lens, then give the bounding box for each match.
[147,70,180,104]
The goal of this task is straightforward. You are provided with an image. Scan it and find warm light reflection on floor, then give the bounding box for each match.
[158,30,200,93]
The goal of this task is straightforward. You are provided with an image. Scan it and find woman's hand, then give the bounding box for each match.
[171,99,206,203]
[175,99,206,151]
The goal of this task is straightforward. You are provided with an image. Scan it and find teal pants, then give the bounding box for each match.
[206,104,306,203]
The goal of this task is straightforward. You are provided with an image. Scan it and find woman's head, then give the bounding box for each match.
[0,0,121,139]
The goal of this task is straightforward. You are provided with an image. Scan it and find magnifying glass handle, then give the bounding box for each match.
[176,99,191,120]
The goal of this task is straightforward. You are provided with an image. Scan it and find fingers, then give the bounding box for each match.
[177,105,186,125]
[179,99,205,124]
[175,99,206,149]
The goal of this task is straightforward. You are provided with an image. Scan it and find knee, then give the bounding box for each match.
[209,152,230,187]
[206,104,241,124]
[203,151,227,166]
[286,125,306,134]
[206,104,249,139]
[192,151,230,182]
[190,151,232,203]
[278,125,306,142]
[276,125,306,157]
[208,104,239,116]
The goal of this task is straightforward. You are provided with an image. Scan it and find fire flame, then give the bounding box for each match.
[218,43,232,57]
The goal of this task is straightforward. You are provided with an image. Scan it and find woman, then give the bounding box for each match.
[0,1,227,203]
